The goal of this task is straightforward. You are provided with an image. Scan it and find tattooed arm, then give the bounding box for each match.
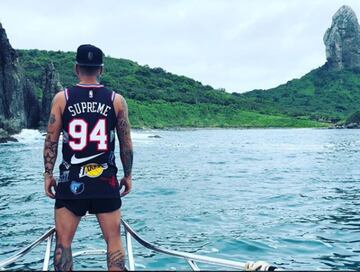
[114,94,133,197]
[43,92,65,199]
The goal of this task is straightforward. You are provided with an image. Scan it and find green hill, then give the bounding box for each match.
[18,49,240,106]
[239,66,360,123]
[17,49,325,128]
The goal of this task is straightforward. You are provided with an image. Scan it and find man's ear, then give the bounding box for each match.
[74,64,79,76]
[99,66,104,76]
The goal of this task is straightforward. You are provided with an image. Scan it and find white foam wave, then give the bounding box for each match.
[130,130,162,144]
[13,129,44,143]
[132,131,158,140]
[12,129,158,144]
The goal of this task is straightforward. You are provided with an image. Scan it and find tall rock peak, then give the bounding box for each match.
[324,5,360,70]
[332,5,358,23]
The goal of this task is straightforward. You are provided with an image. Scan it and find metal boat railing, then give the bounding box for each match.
[0,227,55,270]
[0,216,276,271]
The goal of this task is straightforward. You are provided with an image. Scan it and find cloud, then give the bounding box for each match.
[1,0,360,92]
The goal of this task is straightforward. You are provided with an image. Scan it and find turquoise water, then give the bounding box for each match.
[0,128,360,270]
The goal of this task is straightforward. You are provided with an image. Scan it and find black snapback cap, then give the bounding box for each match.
[76,44,104,67]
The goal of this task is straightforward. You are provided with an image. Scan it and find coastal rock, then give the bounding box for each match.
[23,79,40,128]
[343,111,360,128]
[0,23,26,129]
[0,128,8,139]
[148,135,161,138]
[41,62,62,124]
[324,5,360,70]
[331,111,360,129]
[346,122,360,129]
[0,128,18,143]
[0,23,40,133]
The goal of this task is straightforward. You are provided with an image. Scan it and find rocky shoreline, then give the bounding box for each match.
[330,123,360,129]
[0,129,18,143]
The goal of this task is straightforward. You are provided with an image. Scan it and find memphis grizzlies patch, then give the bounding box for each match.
[58,171,70,183]
[70,180,84,195]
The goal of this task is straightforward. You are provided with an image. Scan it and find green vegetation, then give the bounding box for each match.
[17,49,331,128]
[127,100,327,128]
[241,67,360,122]
[18,49,240,105]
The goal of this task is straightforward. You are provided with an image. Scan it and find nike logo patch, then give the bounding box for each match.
[71,152,105,164]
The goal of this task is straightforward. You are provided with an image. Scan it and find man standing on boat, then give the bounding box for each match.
[43,44,133,271]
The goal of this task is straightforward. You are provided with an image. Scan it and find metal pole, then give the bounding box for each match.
[121,219,247,270]
[125,228,135,271]
[0,227,56,269]
[42,232,54,271]
[187,259,200,271]
[72,249,107,258]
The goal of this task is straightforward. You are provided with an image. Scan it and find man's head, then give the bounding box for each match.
[75,44,104,78]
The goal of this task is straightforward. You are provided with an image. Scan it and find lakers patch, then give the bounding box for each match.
[79,163,108,178]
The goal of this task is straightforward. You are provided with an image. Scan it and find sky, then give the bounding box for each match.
[1,0,360,93]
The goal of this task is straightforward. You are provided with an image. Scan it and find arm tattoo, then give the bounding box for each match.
[123,149,133,177]
[44,132,58,174]
[107,250,125,270]
[116,97,133,177]
[54,243,73,271]
[49,113,56,125]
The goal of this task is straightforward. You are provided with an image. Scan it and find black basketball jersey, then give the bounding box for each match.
[56,84,119,199]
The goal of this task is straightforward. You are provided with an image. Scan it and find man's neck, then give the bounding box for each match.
[78,76,99,85]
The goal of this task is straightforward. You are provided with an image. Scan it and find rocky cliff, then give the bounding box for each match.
[324,5,360,70]
[41,62,62,125]
[0,23,60,141]
[0,22,27,133]
[23,79,40,128]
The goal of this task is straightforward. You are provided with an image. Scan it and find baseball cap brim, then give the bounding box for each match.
[76,61,104,67]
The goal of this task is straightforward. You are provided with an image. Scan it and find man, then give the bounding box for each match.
[43,44,133,271]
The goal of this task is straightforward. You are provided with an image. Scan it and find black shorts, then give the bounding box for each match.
[55,198,121,217]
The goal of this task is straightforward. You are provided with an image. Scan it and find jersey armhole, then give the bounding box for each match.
[64,88,69,101]
[111,91,119,123]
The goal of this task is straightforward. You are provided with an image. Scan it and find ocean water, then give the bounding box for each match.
[0,128,359,270]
